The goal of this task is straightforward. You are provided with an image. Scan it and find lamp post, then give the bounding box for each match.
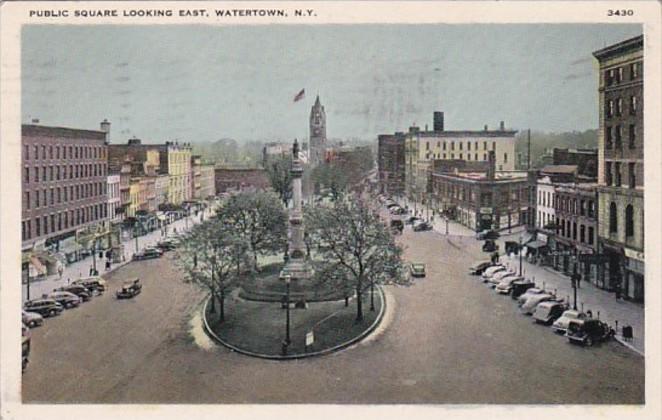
[280,272,292,354]
[571,257,579,310]
[518,235,523,276]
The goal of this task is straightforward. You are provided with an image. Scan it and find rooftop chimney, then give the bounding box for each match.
[128,137,141,146]
[487,150,496,181]
[500,121,505,131]
[433,111,444,131]
[31,118,40,124]
[100,119,111,143]
[484,125,488,131]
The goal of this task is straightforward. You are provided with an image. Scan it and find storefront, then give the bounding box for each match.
[624,248,644,303]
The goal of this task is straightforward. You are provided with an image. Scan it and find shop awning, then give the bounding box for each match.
[30,256,48,275]
[526,240,548,250]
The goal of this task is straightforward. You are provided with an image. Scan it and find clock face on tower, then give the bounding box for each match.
[313,128,320,135]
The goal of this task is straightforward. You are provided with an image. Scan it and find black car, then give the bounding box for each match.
[405,216,421,225]
[156,239,178,251]
[510,280,536,299]
[566,319,614,346]
[116,278,142,299]
[390,219,404,234]
[469,261,493,275]
[413,221,433,232]
[56,284,92,302]
[23,298,64,317]
[132,247,163,261]
[477,230,500,240]
[72,276,107,294]
[482,239,498,252]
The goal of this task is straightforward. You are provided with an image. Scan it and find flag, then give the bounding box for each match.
[293,88,305,102]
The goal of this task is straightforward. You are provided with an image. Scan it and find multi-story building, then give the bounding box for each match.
[430,151,528,232]
[214,166,270,193]
[198,165,216,199]
[536,176,556,232]
[21,122,109,262]
[405,112,517,202]
[107,173,121,222]
[593,35,644,302]
[377,133,406,196]
[154,174,169,210]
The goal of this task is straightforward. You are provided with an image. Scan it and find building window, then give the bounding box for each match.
[50,189,54,204]
[605,162,612,186]
[483,153,487,160]
[467,142,471,151]
[492,141,496,151]
[605,126,612,149]
[609,202,618,233]
[24,167,29,183]
[23,145,29,160]
[467,154,471,161]
[615,162,621,187]
[443,153,446,159]
[474,153,478,161]
[580,225,586,243]
[606,100,614,118]
[34,145,39,159]
[588,226,594,245]
[483,141,487,150]
[459,142,463,150]
[459,153,463,160]
[614,125,622,149]
[504,153,508,163]
[572,222,577,240]
[451,153,454,159]
[426,142,430,151]
[43,216,48,235]
[630,96,638,115]
[628,162,636,188]
[606,69,614,86]
[442,142,446,151]
[616,67,623,83]
[451,142,455,151]
[616,98,623,116]
[625,205,634,238]
[628,124,636,149]
[35,218,41,236]
[24,192,30,209]
[49,166,53,181]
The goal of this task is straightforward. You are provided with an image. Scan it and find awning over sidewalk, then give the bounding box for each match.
[526,240,548,250]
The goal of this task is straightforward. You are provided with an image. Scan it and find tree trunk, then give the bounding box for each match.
[219,289,225,322]
[209,287,216,314]
[355,285,364,322]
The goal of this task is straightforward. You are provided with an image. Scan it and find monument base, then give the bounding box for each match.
[282,258,314,281]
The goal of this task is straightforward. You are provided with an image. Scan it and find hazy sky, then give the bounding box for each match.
[22,24,641,143]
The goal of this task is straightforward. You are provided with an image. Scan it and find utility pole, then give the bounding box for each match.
[527,129,531,170]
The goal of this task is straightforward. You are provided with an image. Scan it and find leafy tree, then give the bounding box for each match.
[265,156,293,205]
[176,220,251,322]
[307,193,408,322]
[311,163,349,200]
[218,191,287,270]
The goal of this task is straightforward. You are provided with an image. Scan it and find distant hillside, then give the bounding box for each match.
[515,129,598,169]
[191,138,263,166]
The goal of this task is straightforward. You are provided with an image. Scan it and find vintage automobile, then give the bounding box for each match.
[116,278,142,299]
[552,310,588,334]
[156,239,179,251]
[23,299,64,317]
[521,293,558,315]
[132,247,163,261]
[390,219,404,234]
[494,275,524,294]
[405,216,422,225]
[486,269,516,287]
[55,284,92,302]
[482,240,498,252]
[532,301,569,325]
[412,221,433,232]
[410,263,426,278]
[481,265,506,281]
[517,287,546,306]
[510,280,536,300]
[566,319,614,346]
[504,241,521,254]
[476,230,500,240]
[72,276,107,294]
[48,291,82,309]
[22,310,44,328]
[469,260,493,275]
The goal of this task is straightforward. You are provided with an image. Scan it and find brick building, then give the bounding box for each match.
[377,133,406,196]
[21,123,109,259]
[552,148,598,179]
[198,165,216,199]
[593,35,644,302]
[214,167,270,193]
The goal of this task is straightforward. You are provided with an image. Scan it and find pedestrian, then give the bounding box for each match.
[587,310,593,318]
[105,260,111,271]
[89,266,94,276]
[67,277,70,285]
[58,265,64,279]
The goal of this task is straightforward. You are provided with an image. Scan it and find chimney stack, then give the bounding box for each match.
[100,119,111,143]
[487,150,496,180]
[484,125,488,131]
[433,111,445,131]
[500,121,505,131]
[31,118,40,124]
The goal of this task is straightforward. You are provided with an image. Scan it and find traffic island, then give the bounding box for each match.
[202,286,385,359]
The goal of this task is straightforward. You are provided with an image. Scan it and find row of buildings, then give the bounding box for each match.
[377,35,644,302]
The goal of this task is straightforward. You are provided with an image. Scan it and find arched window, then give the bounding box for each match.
[625,205,634,237]
[609,202,618,233]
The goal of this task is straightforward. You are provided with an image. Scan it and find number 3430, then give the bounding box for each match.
[607,9,634,16]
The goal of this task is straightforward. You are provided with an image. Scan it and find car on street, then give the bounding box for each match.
[552,309,588,334]
[516,287,546,306]
[48,291,81,309]
[390,219,404,234]
[23,298,64,317]
[72,276,107,294]
[520,293,557,315]
[532,301,569,325]
[469,260,493,275]
[482,240,498,252]
[116,278,142,299]
[481,265,506,281]
[510,280,536,299]
[389,206,406,215]
[22,310,44,328]
[494,275,524,294]
[410,263,426,278]
[566,319,614,347]
[476,230,500,240]
[156,239,179,251]
[55,284,92,302]
[486,269,516,287]
[133,247,163,261]
[412,221,433,232]
[405,216,421,225]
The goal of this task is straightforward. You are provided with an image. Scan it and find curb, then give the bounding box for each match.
[202,285,387,360]
[614,336,644,357]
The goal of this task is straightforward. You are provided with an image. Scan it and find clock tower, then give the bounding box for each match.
[309,95,327,166]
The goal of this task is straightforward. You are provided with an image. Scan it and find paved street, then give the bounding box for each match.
[23,213,644,404]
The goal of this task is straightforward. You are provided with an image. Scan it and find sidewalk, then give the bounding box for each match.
[23,207,215,302]
[499,230,644,355]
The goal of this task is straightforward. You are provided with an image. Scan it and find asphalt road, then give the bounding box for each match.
[23,227,645,404]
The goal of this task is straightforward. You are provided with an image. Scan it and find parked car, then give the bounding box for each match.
[410,263,426,278]
[481,265,506,281]
[386,203,400,209]
[72,276,107,294]
[510,280,536,300]
[390,219,404,234]
[390,206,406,215]
[405,216,421,225]
[517,287,546,306]
[48,291,81,309]
[133,247,163,261]
[486,269,516,287]
[22,310,44,328]
[482,239,498,252]
[521,293,557,315]
[156,239,178,251]
[504,241,521,254]
[116,278,142,299]
[532,301,569,324]
[23,298,64,317]
[494,276,524,294]
[55,284,92,302]
[469,260,493,275]
[566,319,614,346]
[412,221,433,232]
[552,309,588,334]
[477,230,500,240]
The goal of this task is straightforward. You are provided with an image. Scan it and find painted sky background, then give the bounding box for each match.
[22,24,641,144]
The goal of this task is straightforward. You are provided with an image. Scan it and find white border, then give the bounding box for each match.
[1,2,660,420]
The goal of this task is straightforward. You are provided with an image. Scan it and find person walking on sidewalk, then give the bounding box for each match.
[58,265,64,279]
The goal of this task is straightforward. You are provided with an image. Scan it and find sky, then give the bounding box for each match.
[22,24,642,144]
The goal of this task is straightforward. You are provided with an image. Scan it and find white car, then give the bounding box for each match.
[517,287,546,306]
[521,293,557,315]
[487,270,516,287]
[494,276,524,294]
[481,265,506,282]
[552,309,588,334]
[22,310,44,328]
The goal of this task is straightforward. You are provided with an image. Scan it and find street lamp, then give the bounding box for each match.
[518,235,523,276]
[280,272,292,355]
[571,257,580,310]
